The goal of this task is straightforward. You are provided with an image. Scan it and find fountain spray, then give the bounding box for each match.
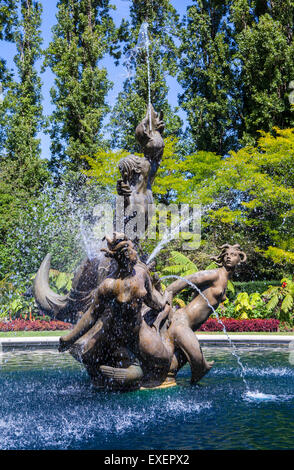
[123,17,153,132]
[161,274,250,390]
[136,21,152,132]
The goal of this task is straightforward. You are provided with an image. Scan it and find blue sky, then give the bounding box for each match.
[0,0,190,159]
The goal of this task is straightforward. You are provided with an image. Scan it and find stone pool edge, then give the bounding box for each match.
[0,334,293,352]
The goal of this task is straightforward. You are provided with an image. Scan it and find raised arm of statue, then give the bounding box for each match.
[166,270,219,298]
[135,104,165,188]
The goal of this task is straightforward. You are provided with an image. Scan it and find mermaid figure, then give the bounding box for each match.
[59,233,173,387]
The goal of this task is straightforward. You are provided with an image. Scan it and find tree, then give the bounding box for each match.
[44,0,118,175]
[83,134,222,208]
[0,0,17,144]
[178,0,294,154]
[0,0,16,43]
[0,177,106,280]
[178,0,238,155]
[3,0,44,162]
[82,136,220,203]
[194,127,294,278]
[231,0,294,146]
[0,0,48,270]
[109,0,182,153]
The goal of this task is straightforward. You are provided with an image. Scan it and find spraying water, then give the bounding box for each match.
[147,215,194,265]
[124,21,152,131]
[138,22,152,131]
[160,274,250,390]
[80,222,104,261]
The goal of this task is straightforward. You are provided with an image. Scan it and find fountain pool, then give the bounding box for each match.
[0,346,293,450]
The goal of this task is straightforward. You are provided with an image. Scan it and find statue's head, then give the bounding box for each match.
[102,233,138,273]
[119,155,150,184]
[212,244,247,271]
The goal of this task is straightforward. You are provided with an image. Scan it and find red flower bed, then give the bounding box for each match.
[198,318,280,332]
[0,319,72,332]
[0,318,282,333]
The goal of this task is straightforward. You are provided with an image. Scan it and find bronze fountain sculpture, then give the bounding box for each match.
[33,104,247,390]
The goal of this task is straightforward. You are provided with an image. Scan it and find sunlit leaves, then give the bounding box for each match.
[194,128,294,267]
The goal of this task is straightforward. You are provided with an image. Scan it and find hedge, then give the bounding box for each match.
[233,280,280,296]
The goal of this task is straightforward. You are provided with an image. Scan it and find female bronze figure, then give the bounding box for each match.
[33,104,247,390]
[58,233,173,388]
[164,244,247,384]
[101,244,247,387]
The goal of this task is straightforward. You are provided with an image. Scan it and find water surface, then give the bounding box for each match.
[0,347,293,450]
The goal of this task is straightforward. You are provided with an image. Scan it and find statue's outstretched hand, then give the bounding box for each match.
[117,179,132,196]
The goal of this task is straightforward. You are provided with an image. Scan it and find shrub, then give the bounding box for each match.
[234,281,280,296]
[262,277,294,324]
[232,292,268,319]
[198,318,280,332]
[216,292,268,319]
[0,276,37,320]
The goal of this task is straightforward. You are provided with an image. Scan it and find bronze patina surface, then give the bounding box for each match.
[33,106,246,390]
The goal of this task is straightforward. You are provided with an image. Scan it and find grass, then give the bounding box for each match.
[0,330,70,337]
[0,330,293,338]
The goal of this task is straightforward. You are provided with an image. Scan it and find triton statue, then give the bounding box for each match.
[33,104,246,390]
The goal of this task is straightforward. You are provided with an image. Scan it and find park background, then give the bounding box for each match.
[0,0,293,331]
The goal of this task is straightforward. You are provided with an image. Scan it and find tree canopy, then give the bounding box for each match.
[0,0,293,282]
[109,0,182,152]
[44,0,119,175]
[0,0,48,242]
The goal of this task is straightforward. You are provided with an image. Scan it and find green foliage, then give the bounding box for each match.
[0,273,13,295]
[216,299,236,318]
[48,269,73,294]
[0,0,16,41]
[0,0,49,250]
[162,250,198,277]
[178,0,294,153]
[0,275,36,319]
[263,277,294,323]
[1,0,44,161]
[44,0,118,174]
[217,291,268,319]
[178,0,238,155]
[216,277,294,322]
[153,136,208,204]
[231,1,294,146]
[0,0,17,95]
[0,268,72,320]
[194,128,294,273]
[234,292,265,319]
[234,280,281,295]
[1,0,294,288]
[0,175,109,280]
[84,135,222,210]
[83,147,133,191]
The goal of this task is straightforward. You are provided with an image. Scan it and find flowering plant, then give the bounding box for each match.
[199,318,280,332]
[0,319,72,332]
[262,277,294,324]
